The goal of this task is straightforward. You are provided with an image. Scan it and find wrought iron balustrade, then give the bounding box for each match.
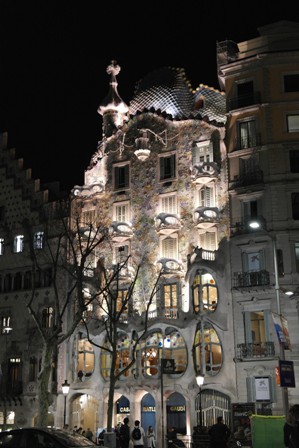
[236,342,275,359]
[233,270,270,288]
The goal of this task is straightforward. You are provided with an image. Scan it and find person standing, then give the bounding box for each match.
[147,425,156,448]
[284,404,299,448]
[131,420,146,448]
[85,427,93,441]
[208,416,231,448]
[120,417,131,448]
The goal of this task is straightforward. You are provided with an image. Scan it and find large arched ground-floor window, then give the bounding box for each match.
[195,389,231,431]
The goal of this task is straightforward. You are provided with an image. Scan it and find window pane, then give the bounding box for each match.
[287,115,299,132]
[290,150,299,173]
[292,193,299,219]
[284,74,299,92]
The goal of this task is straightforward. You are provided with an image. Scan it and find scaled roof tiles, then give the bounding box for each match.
[129,67,226,126]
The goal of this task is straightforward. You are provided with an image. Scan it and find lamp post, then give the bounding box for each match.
[249,220,289,416]
[196,374,205,432]
[62,379,70,427]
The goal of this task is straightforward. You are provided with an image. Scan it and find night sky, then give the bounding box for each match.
[0,1,297,191]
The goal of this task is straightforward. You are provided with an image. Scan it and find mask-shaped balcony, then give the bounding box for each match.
[156,258,183,275]
[110,263,136,282]
[109,222,133,242]
[191,162,219,184]
[155,213,182,235]
[194,206,219,229]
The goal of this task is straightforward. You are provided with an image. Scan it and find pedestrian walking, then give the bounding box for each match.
[120,417,131,448]
[147,425,156,448]
[208,416,231,448]
[131,420,146,448]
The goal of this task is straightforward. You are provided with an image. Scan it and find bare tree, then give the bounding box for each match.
[24,212,111,426]
[82,258,161,434]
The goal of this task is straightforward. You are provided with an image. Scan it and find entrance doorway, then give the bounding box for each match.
[141,393,156,433]
[166,392,186,435]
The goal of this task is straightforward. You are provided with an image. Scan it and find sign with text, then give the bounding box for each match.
[279,360,295,388]
[255,377,270,401]
[161,358,175,374]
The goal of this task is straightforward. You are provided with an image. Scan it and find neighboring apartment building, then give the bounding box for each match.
[0,20,298,444]
[217,20,299,421]
[0,132,68,429]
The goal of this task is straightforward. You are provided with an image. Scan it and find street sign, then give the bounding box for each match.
[279,360,296,388]
[161,358,175,374]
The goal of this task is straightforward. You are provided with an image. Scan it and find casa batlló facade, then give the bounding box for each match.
[0,21,298,445]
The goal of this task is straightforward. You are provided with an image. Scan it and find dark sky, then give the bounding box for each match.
[0,1,297,191]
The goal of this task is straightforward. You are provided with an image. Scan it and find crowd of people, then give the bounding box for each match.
[64,404,299,448]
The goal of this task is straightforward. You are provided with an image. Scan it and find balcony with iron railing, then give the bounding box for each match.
[236,342,275,360]
[188,246,216,266]
[229,170,264,190]
[227,91,261,110]
[233,270,270,288]
[231,215,267,236]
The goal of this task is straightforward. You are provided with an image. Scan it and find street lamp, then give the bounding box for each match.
[248,219,289,416]
[196,374,205,432]
[62,379,70,427]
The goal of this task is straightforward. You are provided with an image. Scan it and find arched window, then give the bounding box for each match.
[193,322,222,376]
[78,337,94,378]
[100,332,131,380]
[192,269,218,314]
[41,307,55,329]
[140,329,187,378]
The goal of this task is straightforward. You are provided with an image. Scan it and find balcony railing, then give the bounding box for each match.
[227,91,261,110]
[233,270,270,288]
[191,162,219,184]
[229,170,264,189]
[109,222,133,242]
[155,213,181,235]
[194,206,219,228]
[236,342,275,360]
